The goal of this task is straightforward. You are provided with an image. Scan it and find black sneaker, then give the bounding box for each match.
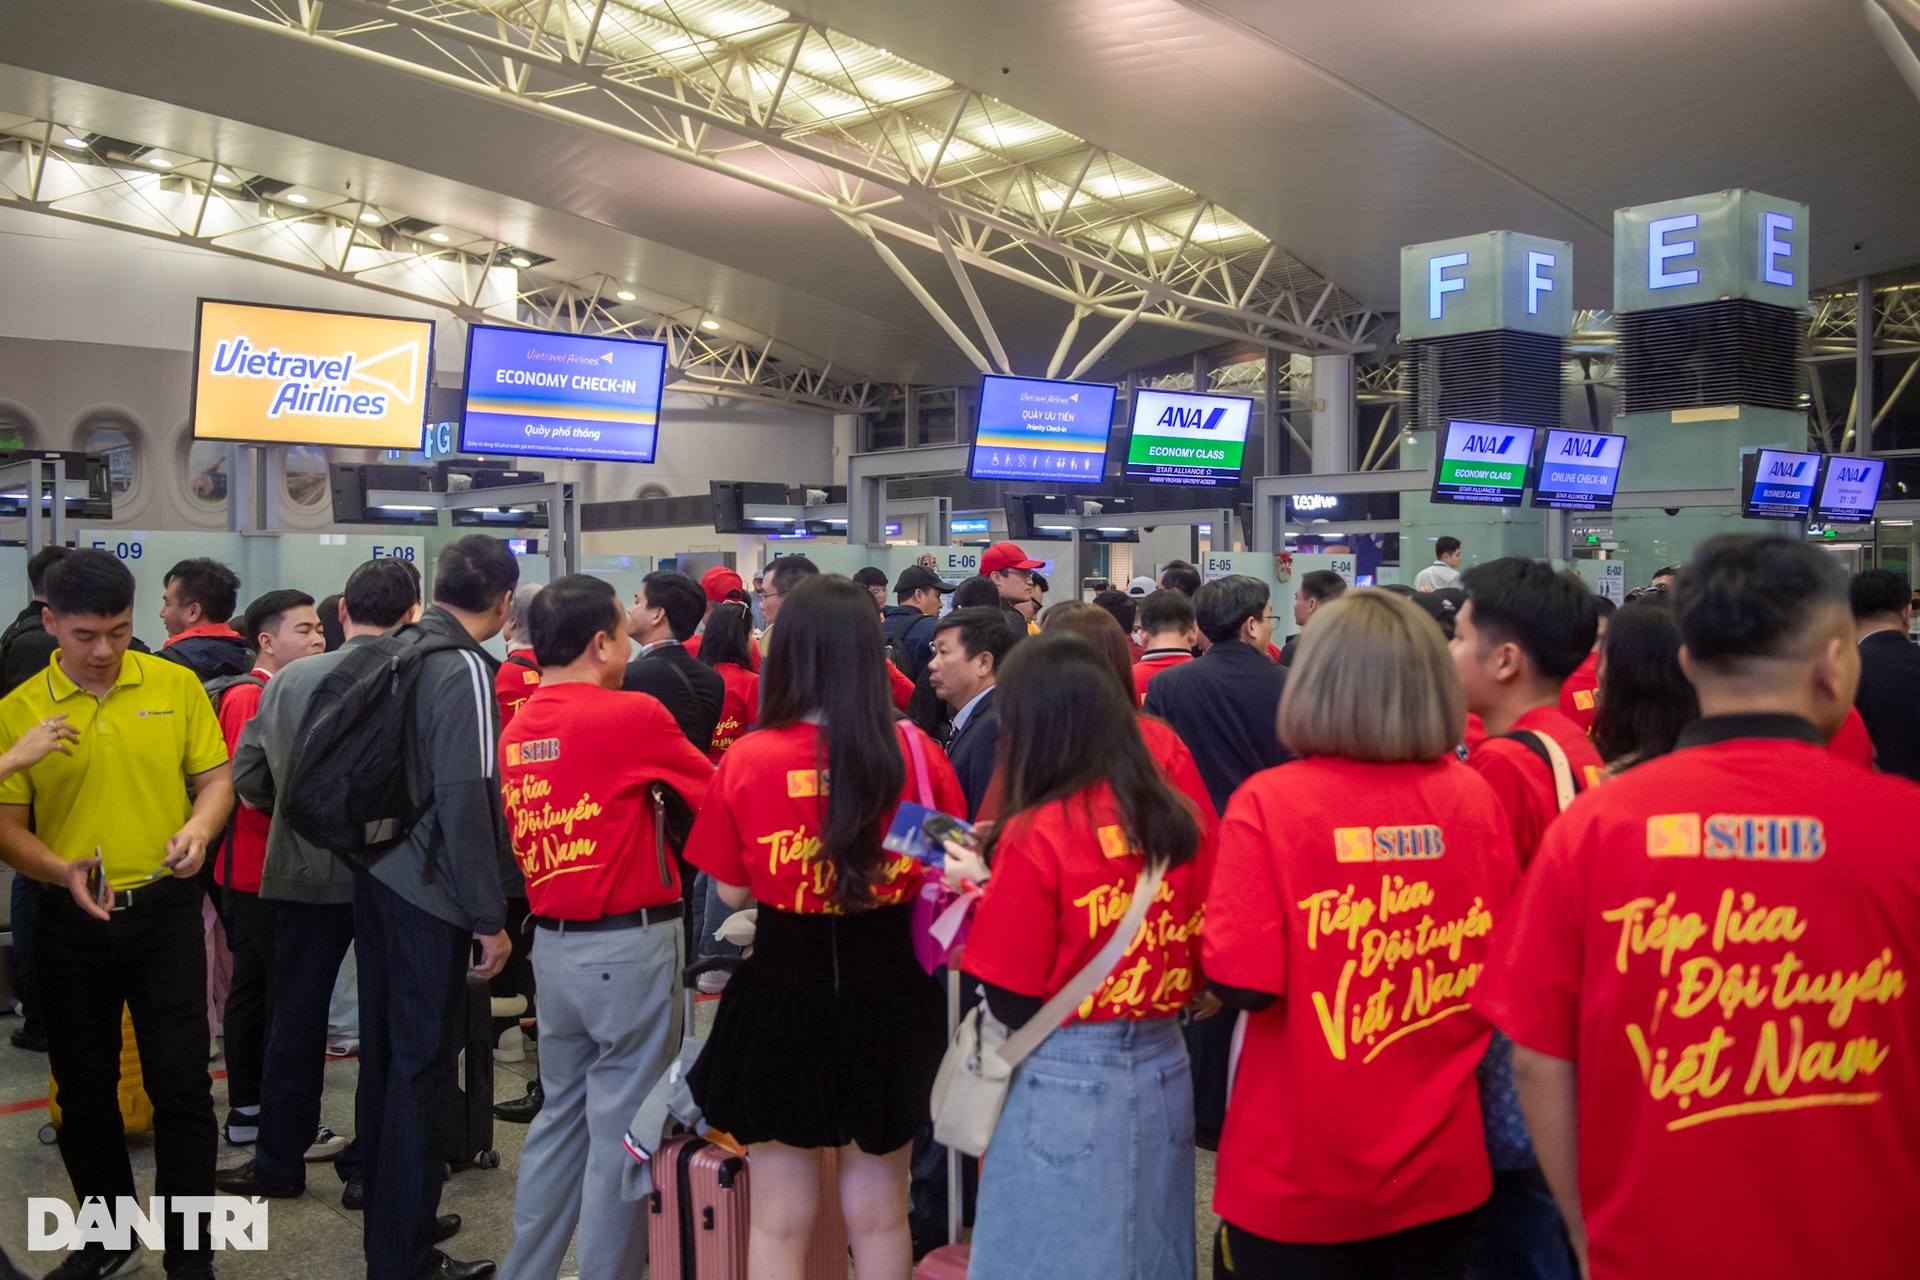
[221,1112,258,1146]
[40,1243,142,1278]
[9,1022,47,1053]
[341,1179,364,1211]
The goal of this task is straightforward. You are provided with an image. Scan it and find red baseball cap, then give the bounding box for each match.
[700,565,746,602]
[980,542,1043,575]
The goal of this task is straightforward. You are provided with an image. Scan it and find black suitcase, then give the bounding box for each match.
[442,970,499,1170]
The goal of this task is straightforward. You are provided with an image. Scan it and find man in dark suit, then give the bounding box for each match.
[622,571,725,753]
[1851,568,1920,781]
[1143,574,1291,813]
[1140,574,1289,1149]
[1279,569,1347,668]
[926,607,1018,819]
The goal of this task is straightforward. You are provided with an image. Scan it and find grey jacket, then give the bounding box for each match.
[236,608,517,934]
[233,640,363,906]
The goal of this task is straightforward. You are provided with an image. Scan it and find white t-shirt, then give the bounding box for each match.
[1413,560,1463,592]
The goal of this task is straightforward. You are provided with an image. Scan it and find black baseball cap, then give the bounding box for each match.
[895,564,959,595]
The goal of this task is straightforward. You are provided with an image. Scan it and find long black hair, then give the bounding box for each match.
[759,575,906,909]
[988,633,1199,872]
[695,601,755,670]
[1591,598,1699,769]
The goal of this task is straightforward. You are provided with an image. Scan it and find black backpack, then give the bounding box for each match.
[281,627,471,863]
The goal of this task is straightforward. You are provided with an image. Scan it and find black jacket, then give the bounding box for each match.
[881,604,941,680]
[1856,630,1920,782]
[1142,640,1291,814]
[624,641,725,753]
[945,686,999,821]
[160,631,253,683]
[0,601,55,697]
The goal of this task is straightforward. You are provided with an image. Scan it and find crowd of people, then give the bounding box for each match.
[1,529,1918,1280]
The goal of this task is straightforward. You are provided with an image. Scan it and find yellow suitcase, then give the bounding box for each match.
[40,1005,153,1144]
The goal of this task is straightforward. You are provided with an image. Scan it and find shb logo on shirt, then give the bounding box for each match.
[1646,813,1824,860]
[503,738,560,767]
[1334,825,1445,862]
[30,1196,268,1251]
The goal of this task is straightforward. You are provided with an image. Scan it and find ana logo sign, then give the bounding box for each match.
[1557,435,1607,458]
[30,1197,269,1252]
[1766,457,1811,478]
[1155,405,1230,431]
[1459,432,1519,457]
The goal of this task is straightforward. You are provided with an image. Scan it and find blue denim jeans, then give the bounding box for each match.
[693,872,739,962]
[969,1017,1196,1280]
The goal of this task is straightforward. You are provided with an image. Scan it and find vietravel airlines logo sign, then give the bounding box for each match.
[192,300,433,449]
[29,1196,268,1252]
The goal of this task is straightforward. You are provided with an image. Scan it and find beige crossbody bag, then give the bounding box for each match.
[930,861,1165,1156]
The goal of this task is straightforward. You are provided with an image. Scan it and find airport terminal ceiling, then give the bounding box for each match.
[3,0,1919,399]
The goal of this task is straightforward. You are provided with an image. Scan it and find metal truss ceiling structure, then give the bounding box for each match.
[158,0,1376,366]
[0,114,880,412]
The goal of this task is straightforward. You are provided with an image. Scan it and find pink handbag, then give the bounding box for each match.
[902,726,976,974]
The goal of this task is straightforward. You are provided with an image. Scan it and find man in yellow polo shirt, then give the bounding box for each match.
[0,550,234,1280]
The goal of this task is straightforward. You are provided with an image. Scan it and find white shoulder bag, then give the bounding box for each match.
[930,861,1165,1156]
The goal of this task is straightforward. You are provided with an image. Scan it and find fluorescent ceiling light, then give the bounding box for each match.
[427,231,449,243]
[700,318,720,330]
[375,504,435,512]
[285,192,309,204]
[359,210,381,224]
[213,171,237,185]
[616,289,636,301]
[509,255,532,268]
[146,155,172,168]
[61,136,87,148]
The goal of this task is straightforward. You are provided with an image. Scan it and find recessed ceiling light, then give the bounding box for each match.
[700,318,720,330]
[509,255,531,268]
[616,290,636,301]
[212,171,236,185]
[146,155,172,168]
[359,210,381,224]
[428,231,449,243]
[285,192,309,204]
[61,136,87,148]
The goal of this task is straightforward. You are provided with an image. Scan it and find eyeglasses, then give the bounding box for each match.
[757,587,784,601]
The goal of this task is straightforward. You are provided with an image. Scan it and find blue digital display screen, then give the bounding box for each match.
[1531,429,1626,511]
[1742,449,1820,521]
[950,517,991,534]
[1814,456,1885,524]
[968,375,1117,485]
[460,325,667,463]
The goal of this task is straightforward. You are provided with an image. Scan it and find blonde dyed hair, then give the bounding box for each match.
[1278,588,1464,763]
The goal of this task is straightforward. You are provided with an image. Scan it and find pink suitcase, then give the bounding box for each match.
[648,1134,849,1279]
[914,965,971,1279]
[914,1244,970,1278]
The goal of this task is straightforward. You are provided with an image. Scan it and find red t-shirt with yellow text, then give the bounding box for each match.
[1467,705,1605,868]
[708,662,759,762]
[1559,650,1600,730]
[495,652,542,733]
[501,682,714,920]
[1206,756,1518,1243]
[974,714,1213,836]
[683,720,963,913]
[963,780,1215,1023]
[1473,720,1920,1280]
